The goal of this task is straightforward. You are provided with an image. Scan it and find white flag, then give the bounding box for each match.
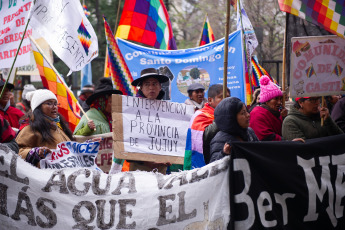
[29,0,98,74]
[236,0,258,58]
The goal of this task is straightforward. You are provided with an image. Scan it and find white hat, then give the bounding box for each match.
[22,84,36,100]
[25,89,57,112]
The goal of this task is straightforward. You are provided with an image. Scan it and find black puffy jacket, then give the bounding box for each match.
[210,97,258,163]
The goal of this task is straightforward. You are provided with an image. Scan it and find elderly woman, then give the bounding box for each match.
[16,89,73,166]
[250,76,287,141]
[210,97,259,163]
[282,97,343,140]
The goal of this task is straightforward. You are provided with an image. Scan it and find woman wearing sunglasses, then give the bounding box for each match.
[282,97,343,140]
[16,89,73,167]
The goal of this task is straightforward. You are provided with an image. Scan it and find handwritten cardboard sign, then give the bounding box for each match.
[290,35,345,97]
[112,95,194,164]
[40,141,101,171]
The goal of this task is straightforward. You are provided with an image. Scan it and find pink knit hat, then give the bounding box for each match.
[259,75,283,103]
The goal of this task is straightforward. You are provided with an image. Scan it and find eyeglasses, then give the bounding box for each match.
[43,102,60,107]
[305,97,321,103]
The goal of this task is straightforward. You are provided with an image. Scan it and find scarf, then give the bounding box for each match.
[90,95,112,131]
[44,115,63,130]
[261,104,281,118]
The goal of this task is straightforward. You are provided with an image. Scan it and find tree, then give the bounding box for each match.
[190,67,200,80]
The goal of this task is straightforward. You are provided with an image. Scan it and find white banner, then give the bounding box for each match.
[0,145,230,229]
[40,141,101,171]
[29,0,98,74]
[0,0,32,68]
[290,35,345,97]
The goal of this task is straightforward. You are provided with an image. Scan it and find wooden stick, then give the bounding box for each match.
[223,0,231,99]
[321,96,325,126]
[29,35,90,121]
[282,13,288,108]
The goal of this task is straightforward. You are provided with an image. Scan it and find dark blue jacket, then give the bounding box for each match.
[210,97,259,163]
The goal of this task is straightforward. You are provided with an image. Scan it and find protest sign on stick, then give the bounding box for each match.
[290,35,345,98]
[112,95,194,164]
[0,0,32,68]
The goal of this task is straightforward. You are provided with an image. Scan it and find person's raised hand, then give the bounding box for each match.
[319,106,330,121]
[88,120,96,131]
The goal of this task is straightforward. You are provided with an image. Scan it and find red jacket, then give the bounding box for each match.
[0,106,24,129]
[0,114,15,143]
[250,106,283,141]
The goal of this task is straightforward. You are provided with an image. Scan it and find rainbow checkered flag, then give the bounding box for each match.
[115,0,177,50]
[198,15,215,46]
[332,62,343,77]
[279,0,345,39]
[31,40,81,131]
[103,16,137,96]
[305,63,316,78]
[251,56,276,88]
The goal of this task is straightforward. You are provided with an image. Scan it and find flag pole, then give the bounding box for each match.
[321,96,325,126]
[197,13,208,46]
[0,18,31,99]
[223,0,231,99]
[282,13,288,107]
[29,35,91,122]
[238,0,253,105]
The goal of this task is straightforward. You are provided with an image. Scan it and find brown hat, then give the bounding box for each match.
[131,68,169,86]
[86,78,122,105]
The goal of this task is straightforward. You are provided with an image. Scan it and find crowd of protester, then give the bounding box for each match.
[0,70,344,173]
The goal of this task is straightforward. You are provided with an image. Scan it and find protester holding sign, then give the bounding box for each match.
[250,76,287,141]
[16,90,73,167]
[74,78,122,136]
[129,67,171,174]
[184,83,208,111]
[0,79,24,129]
[210,97,259,163]
[73,78,123,173]
[282,97,343,140]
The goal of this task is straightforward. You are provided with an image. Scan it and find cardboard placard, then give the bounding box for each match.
[290,35,345,97]
[112,95,194,164]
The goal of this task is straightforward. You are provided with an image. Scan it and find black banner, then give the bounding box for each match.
[229,134,345,229]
